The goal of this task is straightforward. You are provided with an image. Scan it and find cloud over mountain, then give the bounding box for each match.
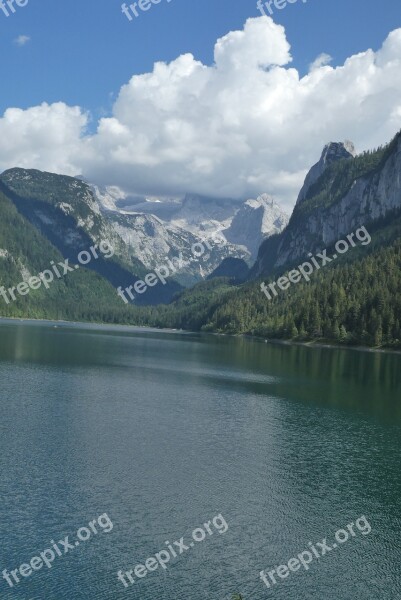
[1,17,401,209]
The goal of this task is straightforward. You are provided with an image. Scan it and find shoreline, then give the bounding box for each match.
[1,314,400,356]
[248,335,401,356]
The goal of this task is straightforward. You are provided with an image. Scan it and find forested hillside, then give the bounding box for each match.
[138,225,401,349]
[0,189,136,322]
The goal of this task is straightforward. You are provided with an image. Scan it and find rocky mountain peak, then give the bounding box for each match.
[296,140,356,205]
[256,193,275,206]
[321,140,356,164]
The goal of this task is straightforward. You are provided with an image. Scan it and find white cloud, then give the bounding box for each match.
[14,35,31,46]
[1,17,401,210]
[0,103,87,174]
[309,52,332,71]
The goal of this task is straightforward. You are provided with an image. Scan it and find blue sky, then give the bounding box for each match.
[0,0,400,206]
[1,0,400,117]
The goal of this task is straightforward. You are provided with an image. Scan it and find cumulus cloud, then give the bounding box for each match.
[0,103,87,174]
[1,17,401,209]
[14,35,31,46]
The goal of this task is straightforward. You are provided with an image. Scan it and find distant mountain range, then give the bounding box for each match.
[0,129,400,349]
[91,185,289,265]
[0,169,288,308]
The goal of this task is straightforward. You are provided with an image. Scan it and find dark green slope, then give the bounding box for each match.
[207,257,249,282]
[0,169,182,305]
[137,216,401,348]
[0,188,139,322]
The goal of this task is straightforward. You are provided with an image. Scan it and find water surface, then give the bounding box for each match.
[0,320,400,599]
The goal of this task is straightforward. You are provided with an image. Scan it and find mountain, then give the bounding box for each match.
[252,132,401,276]
[224,194,289,258]
[1,130,401,350]
[92,187,289,263]
[0,169,182,305]
[0,168,287,308]
[0,185,131,322]
[91,193,248,287]
[138,130,401,349]
[207,257,249,282]
[296,140,356,205]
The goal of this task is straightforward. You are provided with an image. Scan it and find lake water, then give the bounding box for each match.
[0,320,400,600]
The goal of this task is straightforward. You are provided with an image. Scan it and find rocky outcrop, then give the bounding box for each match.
[296,141,356,205]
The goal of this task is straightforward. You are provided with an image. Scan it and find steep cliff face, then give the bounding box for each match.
[224,194,289,259]
[296,141,356,205]
[0,169,182,304]
[252,131,401,276]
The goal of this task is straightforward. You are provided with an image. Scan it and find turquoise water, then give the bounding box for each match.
[0,320,400,599]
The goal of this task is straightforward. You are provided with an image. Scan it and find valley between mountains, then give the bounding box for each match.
[0,130,401,350]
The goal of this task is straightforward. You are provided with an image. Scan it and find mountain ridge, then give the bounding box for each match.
[251,131,401,277]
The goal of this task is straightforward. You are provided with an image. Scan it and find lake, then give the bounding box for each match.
[0,319,400,599]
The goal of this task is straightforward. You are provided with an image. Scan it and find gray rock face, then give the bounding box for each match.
[278,136,401,267]
[296,141,356,205]
[224,194,289,259]
[252,131,401,277]
[94,188,289,267]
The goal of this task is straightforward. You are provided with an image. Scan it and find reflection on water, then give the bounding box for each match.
[0,319,400,600]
